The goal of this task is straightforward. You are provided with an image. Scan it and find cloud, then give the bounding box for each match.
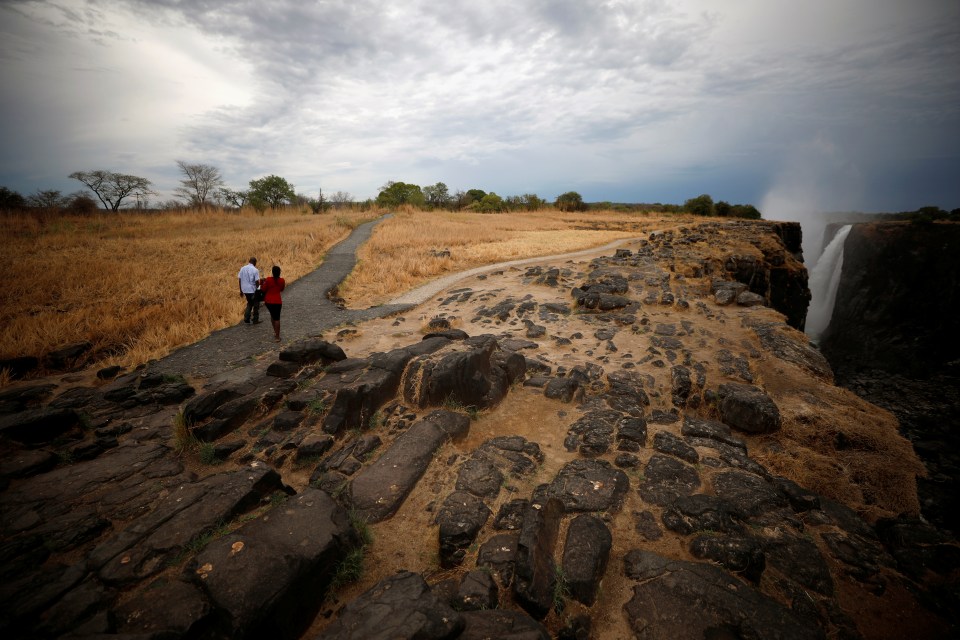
[0,0,957,209]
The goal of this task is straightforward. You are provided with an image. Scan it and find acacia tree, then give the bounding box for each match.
[218,188,249,208]
[69,170,156,210]
[174,161,224,206]
[248,175,296,210]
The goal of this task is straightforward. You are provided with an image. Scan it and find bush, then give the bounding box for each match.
[555,191,586,212]
[683,194,714,216]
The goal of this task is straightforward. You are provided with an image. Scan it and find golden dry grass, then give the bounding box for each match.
[339,207,679,306]
[1,205,678,378]
[1,206,379,373]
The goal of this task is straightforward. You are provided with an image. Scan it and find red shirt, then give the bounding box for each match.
[260,276,285,304]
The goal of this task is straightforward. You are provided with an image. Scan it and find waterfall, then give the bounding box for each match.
[806,224,852,343]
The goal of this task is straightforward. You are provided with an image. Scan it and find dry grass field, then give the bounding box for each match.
[339,206,678,307]
[1,206,676,380]
[1,206,379,378]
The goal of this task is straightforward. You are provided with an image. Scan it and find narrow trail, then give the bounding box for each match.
[148,217,641,380]
[148,216,412,379]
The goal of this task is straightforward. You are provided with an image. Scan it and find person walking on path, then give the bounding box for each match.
[238,256,261,324]
[260,265,285,342]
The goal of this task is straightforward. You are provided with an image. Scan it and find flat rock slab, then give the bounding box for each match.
[546,459,630,513]
[623,550,820,640]
[193,488,355,639]
[350,410,470,522]
[459,609,550,639]
[316,570,463,640]
[91,464,287,585]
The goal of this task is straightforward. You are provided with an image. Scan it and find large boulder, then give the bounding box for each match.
[193,489,356,639]
[717,383,782,434]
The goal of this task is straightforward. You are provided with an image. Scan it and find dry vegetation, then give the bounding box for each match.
[1,206,678,378]
[1,206,378,374]
[339,207,678,307]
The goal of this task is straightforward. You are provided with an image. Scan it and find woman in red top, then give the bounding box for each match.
[260,265,286,342]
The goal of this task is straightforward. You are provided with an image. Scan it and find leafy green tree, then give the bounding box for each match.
[730,204,762,219]
[714,200,732,217]
[683,194,714,216]
[471,192,506,213]
[423,182,451,209]
[376,181,425,207]
[248,175,296,210]
[174,161,224,206]
[0,186,26,209]
[464,189,487,205]
[555,191,586,212]
[69,170,157,210]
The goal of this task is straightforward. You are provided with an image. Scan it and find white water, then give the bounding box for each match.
[805,224,852,342]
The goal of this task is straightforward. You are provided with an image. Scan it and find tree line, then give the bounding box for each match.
[0,162,770,220]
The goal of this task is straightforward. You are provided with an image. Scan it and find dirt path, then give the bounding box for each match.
[148,221,642,380]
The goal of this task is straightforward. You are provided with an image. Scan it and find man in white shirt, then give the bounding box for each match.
[238,256,261,324]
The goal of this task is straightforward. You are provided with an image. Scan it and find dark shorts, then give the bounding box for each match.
[264,303,282,321]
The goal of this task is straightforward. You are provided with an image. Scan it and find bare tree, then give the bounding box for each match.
[329,190,353,208]
[26,189,68,208]
[174,161,224,206]
[69,170,157,211]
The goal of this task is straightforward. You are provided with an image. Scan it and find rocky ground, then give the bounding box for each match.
[1,220,957,639]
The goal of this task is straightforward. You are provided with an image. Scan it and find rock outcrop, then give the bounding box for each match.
[0,220,955,640]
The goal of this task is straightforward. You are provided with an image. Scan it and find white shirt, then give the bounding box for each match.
[238,263,260,294]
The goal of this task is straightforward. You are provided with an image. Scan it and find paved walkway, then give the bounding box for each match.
[149,216,413,378]
[149,217,639,380]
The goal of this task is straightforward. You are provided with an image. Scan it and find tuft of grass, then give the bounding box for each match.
[198,441,220,465]
[367,410,384,430]
[443,395,481,420]
[306,397,328,416]
[553,565,571,613]
[327,510,374,597]
[173,411,198,455]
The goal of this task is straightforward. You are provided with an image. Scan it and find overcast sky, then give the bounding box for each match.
[1,0,958,215]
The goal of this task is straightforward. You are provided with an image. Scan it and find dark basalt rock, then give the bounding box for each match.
[652,430,698,464]
[317,571,463,640]
[478,533,519,585]
[544,377,582,403]
[454,569,499,612]
[513,497,563,619]
[661,493,741,536]
[623,550,820,640]
[91,465,289,586]
[403,335,523,410]
[564,409,620,457]
[436,490,491,569]
[690,534,766,583]
[115,578,210,637]
[562,514,612,606]
[638,454,701,506]
[494,499,530,531]
[459,609,550,640]
[350,410,469,523]
[0,407,81,445]
[193,489,355,640]
[616,416,647,451]
[0,383,56,414]
[279,338,346,365]
[712,471,786,518]
[717,382,782,433]
[548,459,630,513]
[764,534,835,598]
[456,454,505,498]
[680,416,747,451]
